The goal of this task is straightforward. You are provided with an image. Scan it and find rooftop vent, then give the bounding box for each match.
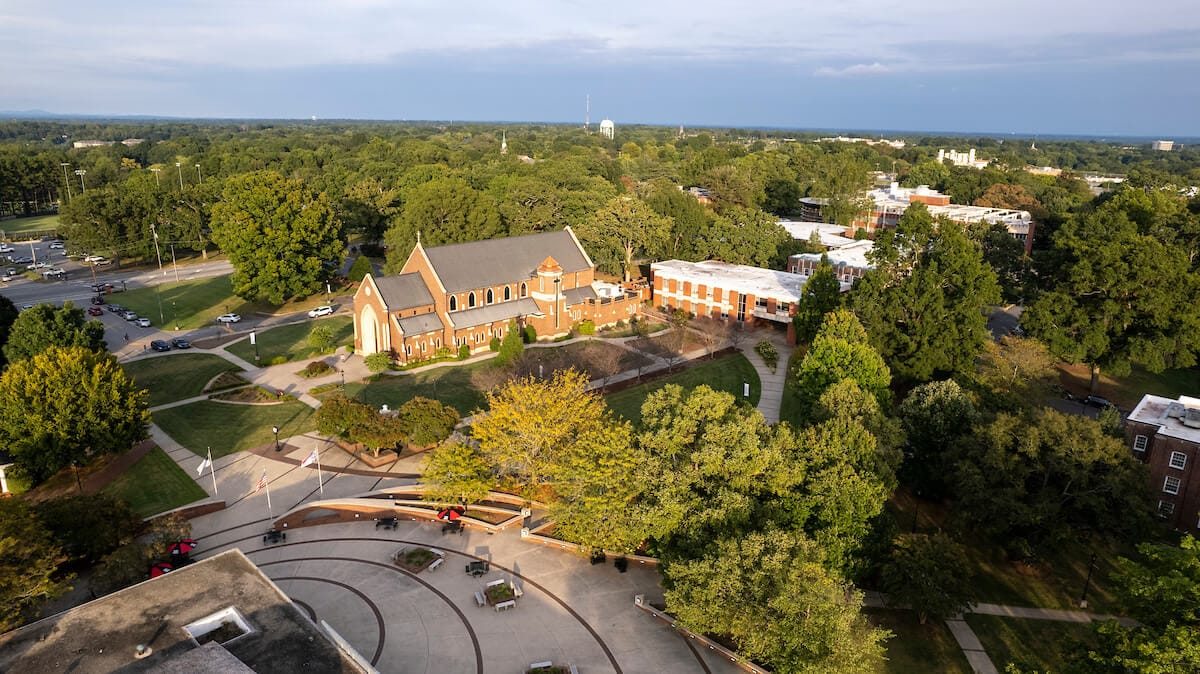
[184,607,254,646]
[1166,402,1186,419]
[1183,408,1200,430]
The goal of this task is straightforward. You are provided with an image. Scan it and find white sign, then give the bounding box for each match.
[249,331,256,345]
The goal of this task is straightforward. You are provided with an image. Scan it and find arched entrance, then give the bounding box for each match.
[360,304,381,355]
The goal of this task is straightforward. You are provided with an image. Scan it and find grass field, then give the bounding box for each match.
[1058,362,1200,409]
[344,359,496,415]
[225,316,353,364]
[114,275,353,331]
[965,614,1097,672]
[0,214,60,237]
[122,353,242,407]
[604,353,761,423]
[864,609,972,674]
[100,446,208,517]
[153,400,317,458]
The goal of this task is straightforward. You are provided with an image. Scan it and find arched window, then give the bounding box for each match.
[449,296,457,311]
[468,292,477,308]
[520,283,528,298]
[486,288,494,304]
[504,286,511,301]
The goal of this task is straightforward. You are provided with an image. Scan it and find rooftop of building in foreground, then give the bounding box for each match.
[1128,394,1200,444]
[0,549,367,674]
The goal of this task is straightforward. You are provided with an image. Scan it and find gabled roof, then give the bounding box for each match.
[563,285,598,305]
[396,313,444,336]
[423,229,590,293]
[374,273,435,312]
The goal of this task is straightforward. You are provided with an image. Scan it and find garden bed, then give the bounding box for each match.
[334,439,398,467]
[211,386,289,404]
[204,370,250,393]
[485,582,516,605]
[391,546,439,573]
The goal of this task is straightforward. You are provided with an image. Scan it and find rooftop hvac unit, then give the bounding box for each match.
[1167,402,1186,419]
[1183,408,1200,430]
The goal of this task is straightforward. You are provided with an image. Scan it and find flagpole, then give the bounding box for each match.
[316,446,325,498]
[207,447,218,496]
[265,475,273,518]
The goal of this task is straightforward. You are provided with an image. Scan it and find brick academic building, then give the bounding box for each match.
[353,228,642,364]
[1125,394,1200,533]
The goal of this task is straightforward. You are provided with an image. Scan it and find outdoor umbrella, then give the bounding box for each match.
[150,563,173,578]
[169,539,199,556]
[437,508,461,521]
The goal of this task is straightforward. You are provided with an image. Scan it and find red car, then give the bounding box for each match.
[87,307,103,316]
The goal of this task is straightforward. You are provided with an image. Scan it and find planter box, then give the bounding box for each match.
[334,440,398,467]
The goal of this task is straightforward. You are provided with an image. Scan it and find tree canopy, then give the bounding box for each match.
[3,301,106,364]
[0,499,69,631]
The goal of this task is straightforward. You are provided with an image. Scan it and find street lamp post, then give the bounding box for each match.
[195,164,202,184]
[176,162,183,190]
[272,425,281,452]
[74,169,86,192]
[340,369,345,389]
[150,167,161,187]
[1079,552,1098,608]
[60,163,72,201]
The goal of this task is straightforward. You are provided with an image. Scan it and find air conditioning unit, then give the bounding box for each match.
[1182,408,1200,430]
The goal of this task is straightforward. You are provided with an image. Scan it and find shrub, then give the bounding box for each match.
[754,339,779,373]
[458,344,470,360]
[397,397,461,446]
[578,320,596,336]
[268,355,288,366]
[364,352,390,373]
[308,324,335,353]
[345,345,355,354]
[302,360,334,378]
[523,325,537,343]
[489,336,501,352]
[496,319,524,366]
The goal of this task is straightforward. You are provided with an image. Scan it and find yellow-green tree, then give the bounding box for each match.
[421,440,494,506]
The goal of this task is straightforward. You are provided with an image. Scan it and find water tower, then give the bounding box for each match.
[599,119,615,140]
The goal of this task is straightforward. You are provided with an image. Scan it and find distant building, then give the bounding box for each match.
[937,148,990,169]
[0,549,368,673]
[651,259,850,343]
[1025,166,1063,177]
[599,119,615,140]
[1152,140,1175,151]
[1125,394,1200,533]
[776,220,857,250]
[72,138,144,149]
[682,186,712,205]
[817,136,906,149]
[788,240,875,283]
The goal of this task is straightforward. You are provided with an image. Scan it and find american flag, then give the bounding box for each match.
[251,471,268,494]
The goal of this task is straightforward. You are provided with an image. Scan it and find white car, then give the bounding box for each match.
[83,255,105,263]
[134,317,152,328]
[48,241,65,249]
[26,261,49,270]
[217,313,241,323]
[307,305,334,318]
[0,244,13,253]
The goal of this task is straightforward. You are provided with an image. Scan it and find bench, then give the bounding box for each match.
[485,578,506,589]
[495,599,516,612]
[474,591,486,607]
[432,549,446,557]
[569,666,579,674]
[375,517,398,530]
[428,558,444,571]
[530,662,553,669]
[511,583,524,598]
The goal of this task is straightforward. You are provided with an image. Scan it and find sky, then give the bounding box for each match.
[2,0,1199,137]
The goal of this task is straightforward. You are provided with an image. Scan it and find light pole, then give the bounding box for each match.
[340,369,345,389]
[176,162,183,190]
[272,425,281,452]
[74,169,86,192]
[60,162,72,201]
[1079,552,1098,608]
[149,221,164,275]
[170,243,180,283]
[195,164,202,185]
[150,167,161,187]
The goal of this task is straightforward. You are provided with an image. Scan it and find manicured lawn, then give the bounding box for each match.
[965,614,1097,672]
[604,353,761,423]
[153,400,317,458]
[101,446,208,517]
[525,340,652,381]
[864,609,971,674]
[1057,362,1200,409]
[122,353,242,407]
[0,214,60,237]
[344,360,496,415]
[225,316,353,364]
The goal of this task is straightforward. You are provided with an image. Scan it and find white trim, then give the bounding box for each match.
[1170,451,1188,470]
[1163,475,1181,495]
[1133,434,1148,452]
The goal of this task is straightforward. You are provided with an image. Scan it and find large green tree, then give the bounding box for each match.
[789,310,892,416]
[575,196,672,281]
[664,530,888,673]
[881,532,974,624]
[3,301,106,363]
[1022,193,1200,392]
[421,440,494,506]
[851,203,1001,382]
[0,499,69,631]
[792,253,843,343]
[810,153,873,229]
[897,379,978,498]
[0,294,23,367]
[210,170,346,304]
[0,346,149,483]
[384,176,502,270]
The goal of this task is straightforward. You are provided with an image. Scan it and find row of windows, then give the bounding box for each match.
[1156,501,1200,531]
[448,284,527,312]
[1132,436,1188,470]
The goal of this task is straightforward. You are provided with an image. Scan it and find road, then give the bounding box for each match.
[1,257,233,310]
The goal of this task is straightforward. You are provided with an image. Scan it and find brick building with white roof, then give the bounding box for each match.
[1125,394,1200,532]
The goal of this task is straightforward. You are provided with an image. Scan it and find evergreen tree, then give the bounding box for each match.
[793,253,842,343]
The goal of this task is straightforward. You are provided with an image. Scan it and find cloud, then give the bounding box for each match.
[814,62,894,77]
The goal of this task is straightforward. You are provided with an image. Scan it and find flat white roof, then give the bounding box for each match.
[1128,394,1200,444]
[777,220,858,248]
[790,240,875,270]
[652,259,808,303]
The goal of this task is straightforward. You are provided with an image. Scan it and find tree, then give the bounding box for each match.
[315,393,373,441]
[421,440,493,506]
[0,346,149,484]
[0,499,69,631]
[307,324,335,353]
[210,170,345,304]
[953,410,1150,558]
[34,494,141,563]
[644,178,712,261]
[811,153,873,228]
[547,420,646,553]
[792,254,842,343]
[396,396,460,447]
[851,203,1001,382]
[696,206,790,267]
[691,314,730,358]
[664,530,888,673]
[881,533,974,624]
[3,301,106,363]
[1022,197,1200,393]
[353,413,408,457]
[347,255,373,282]
[901,160,951,190]
[575,196,672,281]
[897,380,978,499]
[495,319,524,366]
[364,351,391,372]
[974,335,1056,411]
[0,294,18,367]
[789,310,892,417]
[384,176,502,270]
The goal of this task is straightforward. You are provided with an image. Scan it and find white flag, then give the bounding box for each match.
[196,457,212,476]
[301,448,319,468]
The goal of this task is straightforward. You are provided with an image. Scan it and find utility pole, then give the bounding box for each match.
[151,167,161,187]
[61,162,72,202]
[195,164,203,185]
[75,169,86,192]
[176,162,183,190]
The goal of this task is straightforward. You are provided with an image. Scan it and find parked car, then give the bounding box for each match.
[26,262,48,270]
[87,307,104,316]
[1084,395,1112,408]
[48,241,65,249]
[90,282,113,293]
[122,311,139,321]
[83,255,105,263]
[0,244,13,253]
[217,313,241,323]
[90,295,106,305]
[93,258,112,267]
[170,338,192,349]
[42,268,64,278]
[107,304,126,314]
[307,305,334,318]
[12,256,32,264]
[150,340,170,352]
[135,318,152,328]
